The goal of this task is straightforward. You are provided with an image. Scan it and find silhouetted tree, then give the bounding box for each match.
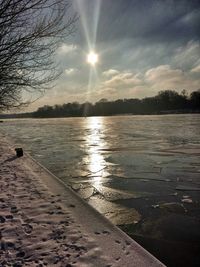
[0,0,77,111]
[190,90,200,109]
[156,90,188,110]
[98,98,108,103]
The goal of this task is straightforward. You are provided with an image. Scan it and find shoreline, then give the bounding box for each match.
[0,134,165,266]
[0,111,200,120]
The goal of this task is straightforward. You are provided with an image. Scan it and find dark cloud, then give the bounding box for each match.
[96,0,200,44]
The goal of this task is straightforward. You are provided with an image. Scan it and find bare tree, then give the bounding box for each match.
[0,0,77,111]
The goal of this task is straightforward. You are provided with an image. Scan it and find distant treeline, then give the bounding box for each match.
[33,90,200,118]
[0,90,199,119]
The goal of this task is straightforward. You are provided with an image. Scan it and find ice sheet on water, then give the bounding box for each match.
[91,184,140,201]
[176,185,200,191]
[88,196,141,225]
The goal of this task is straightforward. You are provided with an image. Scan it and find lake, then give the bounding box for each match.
[1,114,200,266]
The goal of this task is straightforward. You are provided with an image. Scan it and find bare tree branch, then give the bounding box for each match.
[0,0,78,111]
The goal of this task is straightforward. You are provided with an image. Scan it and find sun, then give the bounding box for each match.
[87,51,98,66]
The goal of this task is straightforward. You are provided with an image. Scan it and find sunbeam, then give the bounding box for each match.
[83,67,93,116]
[74,0,102,109]
[75,0,102,49]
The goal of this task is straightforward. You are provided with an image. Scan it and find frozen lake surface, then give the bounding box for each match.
[1,114,200,266]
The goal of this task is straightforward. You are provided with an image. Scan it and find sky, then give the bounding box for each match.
[26,0,200,112]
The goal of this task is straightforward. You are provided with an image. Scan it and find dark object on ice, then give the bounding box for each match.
[15,148,23,157]
[0,120,3,123]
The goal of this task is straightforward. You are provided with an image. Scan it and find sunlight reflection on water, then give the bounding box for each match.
[84,117,108,187]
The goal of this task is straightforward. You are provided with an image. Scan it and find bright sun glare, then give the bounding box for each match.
[87,52,98,66]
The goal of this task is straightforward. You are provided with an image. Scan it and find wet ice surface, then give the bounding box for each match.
[1,114,200,266]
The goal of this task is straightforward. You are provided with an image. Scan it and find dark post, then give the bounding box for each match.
[15,148,23,157]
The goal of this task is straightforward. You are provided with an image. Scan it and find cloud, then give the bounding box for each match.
[145,65,200,92]
[191,65,200,73]
[102,69,119,77]
[96,0,200,43]
[65,68,78,75]
[103,72,142,89]
[57,44,77,54]
[173,41,200,69]
[145,65,183,83]
[98,65,200,101]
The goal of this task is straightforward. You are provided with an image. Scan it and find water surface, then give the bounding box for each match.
[1,114,200,266]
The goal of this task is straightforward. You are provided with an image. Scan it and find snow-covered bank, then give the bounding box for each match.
[0,134,165,266]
